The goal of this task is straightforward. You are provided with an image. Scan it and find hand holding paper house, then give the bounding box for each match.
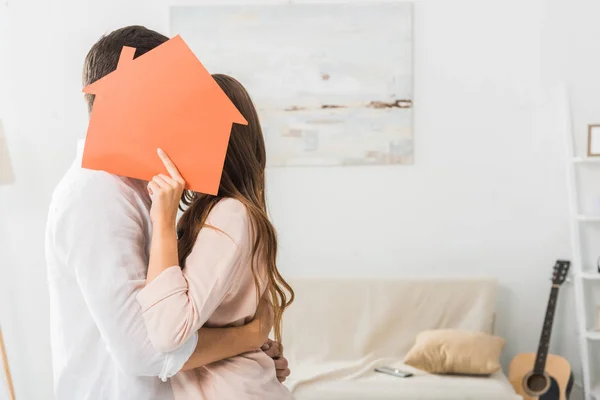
[82,35,247,195]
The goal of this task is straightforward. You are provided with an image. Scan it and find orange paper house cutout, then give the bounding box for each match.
[82,35,247,195]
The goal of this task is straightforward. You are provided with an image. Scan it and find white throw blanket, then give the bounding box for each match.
[281,278,520,400]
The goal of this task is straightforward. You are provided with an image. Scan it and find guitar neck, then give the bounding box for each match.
[533,286,560,373]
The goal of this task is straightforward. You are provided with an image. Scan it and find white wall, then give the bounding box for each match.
[0,0,594,399]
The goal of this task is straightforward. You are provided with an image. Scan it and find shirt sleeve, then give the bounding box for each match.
[51,173,197,380]
[136,198,250,353]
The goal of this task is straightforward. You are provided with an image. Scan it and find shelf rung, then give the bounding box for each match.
[586,331,600,340]
[581,272,600,280]
[572,157,600,163]
[576,215,600,222]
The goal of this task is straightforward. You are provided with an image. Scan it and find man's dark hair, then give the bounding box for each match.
[82,25,168,113]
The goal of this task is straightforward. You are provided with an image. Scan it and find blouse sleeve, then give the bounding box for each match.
[136,198,250,353]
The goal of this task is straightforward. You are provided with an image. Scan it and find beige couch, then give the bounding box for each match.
[281,278,521,400]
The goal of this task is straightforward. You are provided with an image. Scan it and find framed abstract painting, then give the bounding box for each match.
[171,2,414,166]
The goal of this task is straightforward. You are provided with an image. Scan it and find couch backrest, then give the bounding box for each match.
[281,278,496,364]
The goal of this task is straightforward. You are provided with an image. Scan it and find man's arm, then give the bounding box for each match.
[181,294,273,370]
[52,174,262,378]
[179,296,291,379]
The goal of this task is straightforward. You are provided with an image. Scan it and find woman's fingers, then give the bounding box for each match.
[148,151,185,226]
[158,174,182,190]
[158,173,173,184]
[153,175,170,188]
[147,181,160,196]
[157,148,184,183]
[150,173,184,192]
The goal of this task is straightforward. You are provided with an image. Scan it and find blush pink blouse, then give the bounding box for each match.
[137,198,293,400]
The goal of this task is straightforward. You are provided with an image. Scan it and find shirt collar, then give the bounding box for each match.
[77,139,86,159]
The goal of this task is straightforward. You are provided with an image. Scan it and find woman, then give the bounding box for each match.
[136,74,295,399]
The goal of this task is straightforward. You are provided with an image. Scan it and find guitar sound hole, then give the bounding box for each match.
[526,374,548,392]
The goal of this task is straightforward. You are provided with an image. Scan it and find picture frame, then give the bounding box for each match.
[587,124,600,157]
[171,3,414,167]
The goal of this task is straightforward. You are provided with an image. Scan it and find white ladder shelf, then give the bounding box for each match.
[565,95,600,400]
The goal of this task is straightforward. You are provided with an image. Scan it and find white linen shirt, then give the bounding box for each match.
[45,141,197,400]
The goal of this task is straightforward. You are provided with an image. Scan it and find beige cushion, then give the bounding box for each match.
[404,329,505,375]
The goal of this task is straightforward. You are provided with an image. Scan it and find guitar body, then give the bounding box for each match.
[509,353,574,400]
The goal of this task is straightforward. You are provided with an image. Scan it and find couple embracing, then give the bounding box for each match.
[46,25,295,400]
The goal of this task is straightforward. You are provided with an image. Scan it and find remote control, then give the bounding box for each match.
[374,366,414,378]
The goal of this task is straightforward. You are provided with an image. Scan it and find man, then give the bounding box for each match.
[45,25,289,400]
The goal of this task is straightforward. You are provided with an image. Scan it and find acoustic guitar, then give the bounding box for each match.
[508,260,574,400]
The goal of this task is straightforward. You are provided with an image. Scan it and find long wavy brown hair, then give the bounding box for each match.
[177,74,294,345]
